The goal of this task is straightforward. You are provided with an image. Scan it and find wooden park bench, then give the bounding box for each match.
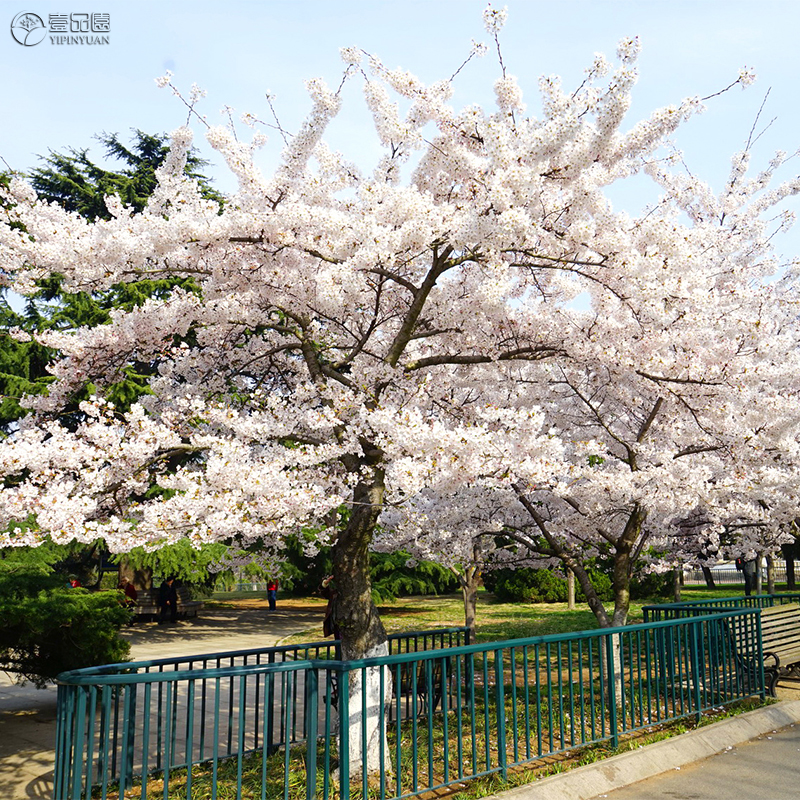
[132,585,204,621]
[758,603,800,696]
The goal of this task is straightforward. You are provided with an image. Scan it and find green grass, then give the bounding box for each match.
[107,585,780,799]
[113,694,770,800]
[266,584,791,647]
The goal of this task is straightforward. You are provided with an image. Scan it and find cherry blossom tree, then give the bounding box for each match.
[388,234,800,630]
[2,4,800,771]
[377,485,516,641]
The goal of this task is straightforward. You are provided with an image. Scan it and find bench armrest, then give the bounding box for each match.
[762,650,782,669]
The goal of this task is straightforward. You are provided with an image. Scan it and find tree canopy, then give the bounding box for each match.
[1,7,799,671]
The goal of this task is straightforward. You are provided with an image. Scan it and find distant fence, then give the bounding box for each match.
[683,566,789,586]
[54,612,764,800]
[642,592,800,623]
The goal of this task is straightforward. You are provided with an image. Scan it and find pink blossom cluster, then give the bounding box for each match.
[0,7,798,603]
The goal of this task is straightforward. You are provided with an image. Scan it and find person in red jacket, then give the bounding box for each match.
[118,576,138,608]
[267,579,278,611]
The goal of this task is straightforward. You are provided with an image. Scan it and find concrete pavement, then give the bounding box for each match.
[587,720,800,800]
[492,697,800,800]
[0,601,325,800]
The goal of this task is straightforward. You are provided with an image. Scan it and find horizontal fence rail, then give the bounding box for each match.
[642,592,800,622]
[54,614,764,800]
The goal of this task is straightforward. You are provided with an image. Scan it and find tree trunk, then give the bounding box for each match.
[567,568,576,609]
[511,487,645,705]
[701,565,716,589]
[766,553,776,595]
[756,555,763,595]
[331,471,391,778]
[787,554,796,590]
[672,568,682,602]
[458,560,481,644]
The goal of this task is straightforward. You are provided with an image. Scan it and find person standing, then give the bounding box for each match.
[736,555,758,596]
[320,575,340,639]
[266,578,278,611]
[118,576,138,608]
[158,576,178,624]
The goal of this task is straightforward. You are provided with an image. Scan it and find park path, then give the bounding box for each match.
[586,720,800,800]
[0,602,324,800]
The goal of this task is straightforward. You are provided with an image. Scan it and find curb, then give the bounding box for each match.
[485,699,800,800]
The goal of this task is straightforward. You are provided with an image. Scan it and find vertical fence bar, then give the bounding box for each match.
[185,680,196,798]
[567,640,576,747]
[606,632,619,749]
[394,662,402,798]
[140,682,152,798]
[380,662,388,800]
[53,685,69,800]
[495,647,507,780]
[81,688,97,800]
[534,643,543,757]
[556,641,565,749]
[119,683,136,797]
[98,684,112,800]
[211,676,220,800]
[510,647,519,763]
[690,621,703,721]
[305,668,319,800]
[426,658,434,788]
[338,665,350,800]
[361,666,368,800]
[545,641,554,754]
[162,677,174,800]
[68,687,87,800]
[455,651,464,780]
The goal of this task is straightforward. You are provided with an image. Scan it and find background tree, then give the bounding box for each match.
[28,129,221,219]
[1,131,228,589]
[0,541,130,685]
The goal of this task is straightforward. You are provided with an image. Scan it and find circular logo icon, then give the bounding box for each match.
[10,11,46,46]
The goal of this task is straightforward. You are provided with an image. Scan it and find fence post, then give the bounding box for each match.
[494,649,507,780]
[690,621,703,721]
[755,610,766,701]
[53,684,73,800]
[338,665,350,800]
[266,651,276,754]
[305,668,319,800]
[68,686,88,800]
[605,632,619,749]
[120,683,137,795]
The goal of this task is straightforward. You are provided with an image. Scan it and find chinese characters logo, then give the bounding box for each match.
[10,11,110,45]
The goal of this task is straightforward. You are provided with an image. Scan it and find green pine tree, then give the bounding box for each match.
[0,134,224,681]
[1,131,221,432]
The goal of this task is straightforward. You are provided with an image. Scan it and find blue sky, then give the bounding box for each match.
[2,0,799,239]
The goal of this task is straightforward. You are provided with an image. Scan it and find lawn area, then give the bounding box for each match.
[140,584,776,800]
[207,582,790,645]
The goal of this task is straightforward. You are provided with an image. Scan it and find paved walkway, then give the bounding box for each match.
[587,721,800,800]
[0,602,325,800]
[494,697,800,800]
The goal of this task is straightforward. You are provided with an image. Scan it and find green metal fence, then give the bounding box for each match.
[53,612,764,800]
[642,592,800,622]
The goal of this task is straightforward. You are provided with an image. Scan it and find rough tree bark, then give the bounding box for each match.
[766,553,776,595]
[452,548,482,643]
[331,467,392,777]
[701,565,716,590]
